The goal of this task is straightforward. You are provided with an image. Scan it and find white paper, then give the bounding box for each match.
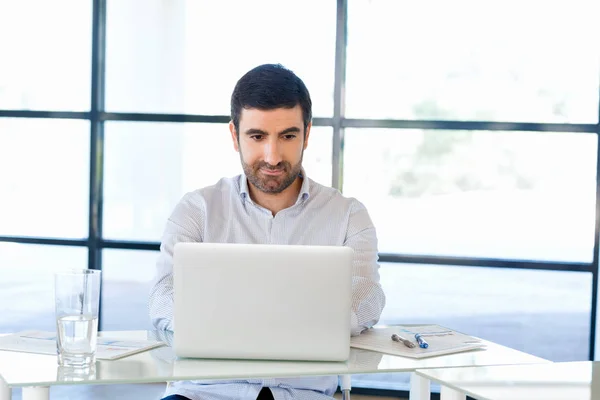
[0,331,165,360]
[351,325,486,358]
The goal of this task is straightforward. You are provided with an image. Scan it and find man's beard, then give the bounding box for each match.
[241,155,303,194]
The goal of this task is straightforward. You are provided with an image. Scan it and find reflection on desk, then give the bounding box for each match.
[146,330,385,380]
[0,330,549,388]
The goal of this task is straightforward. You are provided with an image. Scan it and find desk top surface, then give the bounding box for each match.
[0,330,548,388]
[416,361,599,400]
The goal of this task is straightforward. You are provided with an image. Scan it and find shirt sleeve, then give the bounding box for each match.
[344,200,386,336]
[148,192,205,331]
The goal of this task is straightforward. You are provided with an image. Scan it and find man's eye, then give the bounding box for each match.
[283,135,296,140]
[250,135,263,141]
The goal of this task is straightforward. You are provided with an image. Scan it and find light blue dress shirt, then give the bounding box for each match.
[149,171,386,400]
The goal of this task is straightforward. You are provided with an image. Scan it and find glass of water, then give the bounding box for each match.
[54,269,101,367]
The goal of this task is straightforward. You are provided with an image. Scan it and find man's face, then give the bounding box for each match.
[229,105,310,194]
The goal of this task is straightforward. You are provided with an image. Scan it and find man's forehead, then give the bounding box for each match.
[239,106,303,126]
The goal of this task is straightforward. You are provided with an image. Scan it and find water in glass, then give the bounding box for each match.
[56,314,98,367]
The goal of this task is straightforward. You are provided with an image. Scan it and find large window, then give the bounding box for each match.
[101,249,159,331]
[0,1,91,111]
[0,243,88,332]
[346,0,600,123]
[0,118,90,238]
[105,0,336,117]
[343,129,597,262]
[377,263,591,362]
[2,0,600,395]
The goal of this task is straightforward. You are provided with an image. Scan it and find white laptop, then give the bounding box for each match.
[172,242,353,362]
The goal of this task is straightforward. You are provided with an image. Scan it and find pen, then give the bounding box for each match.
[391,334,416,348]
[415,333,429,349]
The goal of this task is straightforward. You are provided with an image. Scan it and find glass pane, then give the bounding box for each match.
[0,118,90,238]
[106,0,336,117]
[343,129,597,263]
[103,122,332,241]
[352,262,592,391]
[102,249,158,331]
[0,1,91,111]
[346,0,600,123]
[0,243,88,333]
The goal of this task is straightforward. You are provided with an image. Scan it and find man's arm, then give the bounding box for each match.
[149,193,204,331]
[344,200,386,336]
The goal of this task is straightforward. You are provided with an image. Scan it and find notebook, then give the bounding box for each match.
[351,324,486,358]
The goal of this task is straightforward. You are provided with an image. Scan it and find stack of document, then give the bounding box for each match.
[351,324,486,358]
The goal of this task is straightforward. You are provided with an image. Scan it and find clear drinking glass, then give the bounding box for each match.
[54,269,101,367]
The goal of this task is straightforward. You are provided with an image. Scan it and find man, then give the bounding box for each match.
[149,63,386,400]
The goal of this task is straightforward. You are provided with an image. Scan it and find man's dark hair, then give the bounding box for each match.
[230,64,312,137]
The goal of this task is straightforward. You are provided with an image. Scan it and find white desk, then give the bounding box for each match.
[416,361,600,400]
[0,330,548,400]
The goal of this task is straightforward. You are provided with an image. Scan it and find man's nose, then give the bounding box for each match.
[263,141,283,166]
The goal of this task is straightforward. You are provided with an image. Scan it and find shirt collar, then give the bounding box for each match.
[239,168,310,203]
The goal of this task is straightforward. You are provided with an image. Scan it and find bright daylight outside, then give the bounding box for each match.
[0,0,599,392]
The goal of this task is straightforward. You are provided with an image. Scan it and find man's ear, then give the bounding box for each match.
[229,121,239,152]
[303,122,312,150]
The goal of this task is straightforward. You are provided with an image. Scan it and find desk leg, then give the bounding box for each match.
[440,385,466,400]
[409,372,430,400]
[0,380,10,400]
[340,374,351,400]
[22,386,49,400]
